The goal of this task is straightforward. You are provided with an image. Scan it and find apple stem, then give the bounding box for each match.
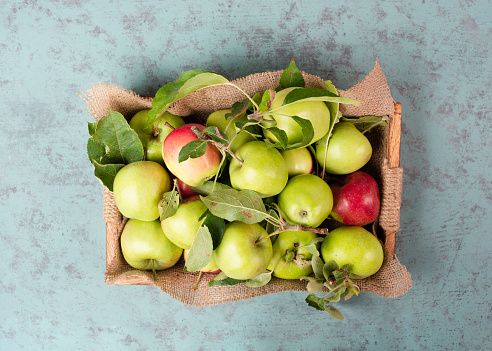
[282,224,330,235]
[192,271,203,290]
[164,122,176,131]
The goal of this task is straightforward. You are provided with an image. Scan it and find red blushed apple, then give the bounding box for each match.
[162,124,222,187]
[330,171,380,226]
[177,177,199,198]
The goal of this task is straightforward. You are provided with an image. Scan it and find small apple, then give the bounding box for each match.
[262,87,331,148]
[214,221,273,280]
[206,109,257,153]
[183,249,220,273]
[267,230,318,279]
[113,161,171,221]
[161,195,208,249]
[280,147,313,177]
[129,109,185,165]
[177,177,198,198]
[162,123,222,187]
[229,140,288,198]
[320,226,384,279]
[277,174,333,228]
[120,218,183,270]
[315,122,372,175]
[330,171,380,226]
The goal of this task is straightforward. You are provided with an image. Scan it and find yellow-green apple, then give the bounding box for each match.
[229,140,288,198]
[330,171,380,226]
[120,218,183,270]
[280,147,313,177]
[206,109,257,153]
[160,195,208,249]
[315,122,372,175]
[267,230,318,279]
[262,87,331,148]
[162,123,222,187]
[183,249,220,273]
[113,161,171,221]
[320,226,384,279]
[214,221,273,280]
[278,174,333,228]
[129,109,185,165]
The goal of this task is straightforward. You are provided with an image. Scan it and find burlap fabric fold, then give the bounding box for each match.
[81,61,412,306]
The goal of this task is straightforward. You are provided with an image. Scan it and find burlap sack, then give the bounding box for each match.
[81,61,412,306]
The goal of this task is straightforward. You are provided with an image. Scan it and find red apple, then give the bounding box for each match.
[177,177,199,198]
[330,171,380,226]
[162,123,222,187]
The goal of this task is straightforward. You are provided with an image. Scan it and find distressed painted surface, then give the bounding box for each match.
[1,0,491,350]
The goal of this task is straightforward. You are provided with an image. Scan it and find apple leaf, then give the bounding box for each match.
[301,276,325,293]
[87,110,144,191]
[276,58,305,91]
[92,161,125,191]
[208,272,247,287]
[226,99,251,120]
[284,116,314,150]
[202,210,226,249]
[302,237,324,257]
[293,255,311,270]
[148,70,230,126]
[258,89,274,112]
[202,126,229,144]
[311,255,325,280]
[191,181,232,196]
[279,87,360,108]
[245,271,272,288]
[323,261,339,281]
[263,126,288,149]
[178,140,208,163]
[158,189,180,221]
[340,115,389,132]
[185,224,214,272]
[325,305,345,320]
[305,293,326,311]
[200,189,270,224]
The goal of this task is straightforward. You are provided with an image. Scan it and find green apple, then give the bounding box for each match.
[263,87,331,148]
[183,249,220,273]
[278,174,333,228]
[120,218,183,270]
[129,109,185,165]
[113,161,171,221]
[206,109,257,153]
[160,195,208,249]
[267,230,318,279]
[214,221,273,280]
[229,140,288,198]
[320,226,384,279]
[315,122,372,175]
[280,147,313,177]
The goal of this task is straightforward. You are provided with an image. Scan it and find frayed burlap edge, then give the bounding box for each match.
[84,61,412,306]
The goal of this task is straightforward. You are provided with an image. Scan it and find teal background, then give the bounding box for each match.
[1,1,491,350]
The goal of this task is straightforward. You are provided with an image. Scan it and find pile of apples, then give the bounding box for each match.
[112,90,384,285]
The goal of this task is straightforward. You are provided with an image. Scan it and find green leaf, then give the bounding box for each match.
[323,261,339,281]
[311,254,325,279]
[276,59,305,91]
[158,189,180,221]
[191,181,232,196]
[88,121,97,136]
[200,189,270,224]
[245,271,272,288]
[202,126,229,144]
[293,255,311,270]
[284,116,314,150]
[185,225,213,272]
[227,99,251,119]
[87,110,144,166]
[305,293,325,311]
[263,127,288,149]
[178,140,208,163]
[148,70,229,126]
[325,304,345,320]
[301,276,325,293]
[92,161,125,191]
[202,210,226,249]
[301,237,324,257]
[325,287,345,303]
[208,272,247,287]
[340,115,389,132]
[280,87,360,107]
[258,89,274,112]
